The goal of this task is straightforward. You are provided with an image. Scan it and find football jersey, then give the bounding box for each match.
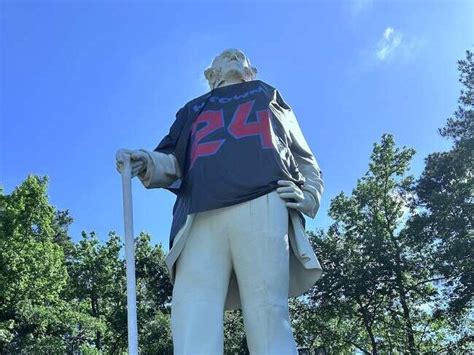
[154,80,306,248]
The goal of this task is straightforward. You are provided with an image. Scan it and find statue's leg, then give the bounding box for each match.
[230,191,297,355]
[171,211,233,355]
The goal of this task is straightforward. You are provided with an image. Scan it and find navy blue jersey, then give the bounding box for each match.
[155,80,306,248]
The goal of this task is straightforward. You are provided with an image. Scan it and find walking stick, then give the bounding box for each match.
[120,153,139,355]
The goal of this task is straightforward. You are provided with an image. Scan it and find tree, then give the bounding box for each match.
[307,135,445,354]
[0,176,68,351]
[135,233,173,312]
[406,50,474,352]
[0,176,100,353]
[290,296,357,354]
[67,231,127,352]
[0,176,67,308]
[67,231,174,353]
[224,310,248,354]
[135,232,173,354]
[0,174,176,353]
[409,50,473,316]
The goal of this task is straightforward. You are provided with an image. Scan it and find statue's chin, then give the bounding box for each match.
[210,66,254,89]
[222,67,246,79]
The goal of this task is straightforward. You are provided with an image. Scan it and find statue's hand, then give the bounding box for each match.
[115,149,149,178]
[277,180,315,216]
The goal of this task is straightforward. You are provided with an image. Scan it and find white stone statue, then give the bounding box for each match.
[116,49,323,355]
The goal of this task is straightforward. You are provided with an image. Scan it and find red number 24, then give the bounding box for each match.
[190,100,272,169]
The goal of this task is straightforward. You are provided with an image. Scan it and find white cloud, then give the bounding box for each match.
[376,27,403,61]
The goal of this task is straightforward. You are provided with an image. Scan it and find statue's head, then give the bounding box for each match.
[204,49,258,90]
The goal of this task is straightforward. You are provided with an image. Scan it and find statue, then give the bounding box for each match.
[116,49,324,354]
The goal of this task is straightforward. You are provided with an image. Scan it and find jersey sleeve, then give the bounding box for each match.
[138,107,189,192]
[154,107,187,155]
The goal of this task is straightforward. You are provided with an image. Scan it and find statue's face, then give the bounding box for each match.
[205,49,257,89]
[211,49,250,78]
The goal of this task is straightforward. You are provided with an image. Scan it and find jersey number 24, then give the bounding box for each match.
[189,100,273,169]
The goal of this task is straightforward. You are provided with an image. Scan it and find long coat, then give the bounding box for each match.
[138,82,324,309]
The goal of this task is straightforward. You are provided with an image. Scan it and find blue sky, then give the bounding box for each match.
[1,0,473,248]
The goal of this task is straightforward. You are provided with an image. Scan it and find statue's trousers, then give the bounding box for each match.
[171,191,298,355]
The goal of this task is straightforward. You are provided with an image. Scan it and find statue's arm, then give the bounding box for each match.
[294,156,324,219]
[136,106,188,189]
[287,114,324,219]
[137,150,182,189]
[273,90,323,218]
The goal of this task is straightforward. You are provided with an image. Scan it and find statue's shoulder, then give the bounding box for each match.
[184,91,212,108]
[255,81,288,101]
[256,80,276,91]
[171,92,211,123]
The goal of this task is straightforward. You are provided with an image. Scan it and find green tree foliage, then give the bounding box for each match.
[135,233,173,354]
[403,50,474,353]
[0,176,67,307]
[140,310,173,354]
[0,176,101,353]
[0,176,173,353]
[299,135,457,354]
[224,310,248,354]
[409,50,473,317]
[67,231,173,353]
[135,233,173,312]
[67,231,127,352]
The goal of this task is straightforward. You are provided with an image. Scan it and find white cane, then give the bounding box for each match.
[120,154,139,355]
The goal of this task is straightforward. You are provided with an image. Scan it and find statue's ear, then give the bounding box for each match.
[204,68,215,82]
[204,67,217,88]
[244,66,258,80]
